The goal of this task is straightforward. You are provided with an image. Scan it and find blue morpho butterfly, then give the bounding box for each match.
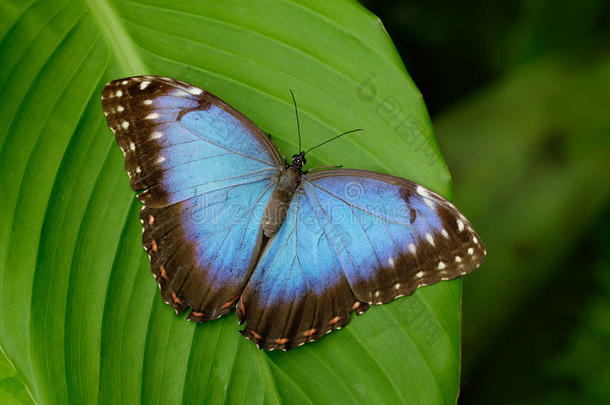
[101,76,485,351]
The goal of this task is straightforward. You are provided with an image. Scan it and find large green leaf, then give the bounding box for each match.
[0,0,461,403]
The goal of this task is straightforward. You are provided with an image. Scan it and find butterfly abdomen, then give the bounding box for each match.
[262,166,301,237]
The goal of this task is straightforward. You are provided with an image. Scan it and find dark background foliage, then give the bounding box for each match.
[360,0,610,403]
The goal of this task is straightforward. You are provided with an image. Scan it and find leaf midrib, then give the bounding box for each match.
[86,0,148,74]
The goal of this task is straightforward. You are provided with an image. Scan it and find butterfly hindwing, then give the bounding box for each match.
[238,190,371,350]
[238,169,485,350]
[101,76,282,320]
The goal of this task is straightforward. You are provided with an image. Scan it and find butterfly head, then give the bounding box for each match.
[290,152,307,171]
[288,90,362,173]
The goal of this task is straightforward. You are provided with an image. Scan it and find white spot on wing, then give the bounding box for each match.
[140,80,151,90]
[409,243,416,254]
[416,271,424,278]
[116,105,124,112]
[425,233,434,246]
[468,247,474,255]
[455,256,462,263]
[416,185,429,197]
[145,113,159,120]
[394,283,400,289]
[121,80,128,85]
[388,257,395,267]
[121,121,129,129]
[116,90,123,97]
[143,99,152,105]
[417,186,435,208]
[473,236,478,244]
[188,86,203,95]
[150,131,163,140]
[441,228,449,238]
[457,219,465,232]
[156,156,166,163]
[438,261,446,270]
[129,142,135,151]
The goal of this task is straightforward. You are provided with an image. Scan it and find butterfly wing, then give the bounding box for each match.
[238,169,485,350]
[101,76,282,320]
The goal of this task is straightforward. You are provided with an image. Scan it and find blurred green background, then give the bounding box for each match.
[360,0,610,403]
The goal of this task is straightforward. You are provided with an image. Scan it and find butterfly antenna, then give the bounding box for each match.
[305,129,363,154]
[289,89,302,152]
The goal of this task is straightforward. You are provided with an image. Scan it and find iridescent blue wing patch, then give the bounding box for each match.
[238,169,485,350]
[101,76,283,320]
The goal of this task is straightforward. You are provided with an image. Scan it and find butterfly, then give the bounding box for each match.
[101,76,485,351]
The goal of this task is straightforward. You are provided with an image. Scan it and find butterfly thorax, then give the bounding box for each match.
[262,154,305,237]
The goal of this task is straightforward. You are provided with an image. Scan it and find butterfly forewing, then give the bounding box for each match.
[101,76,282,320]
